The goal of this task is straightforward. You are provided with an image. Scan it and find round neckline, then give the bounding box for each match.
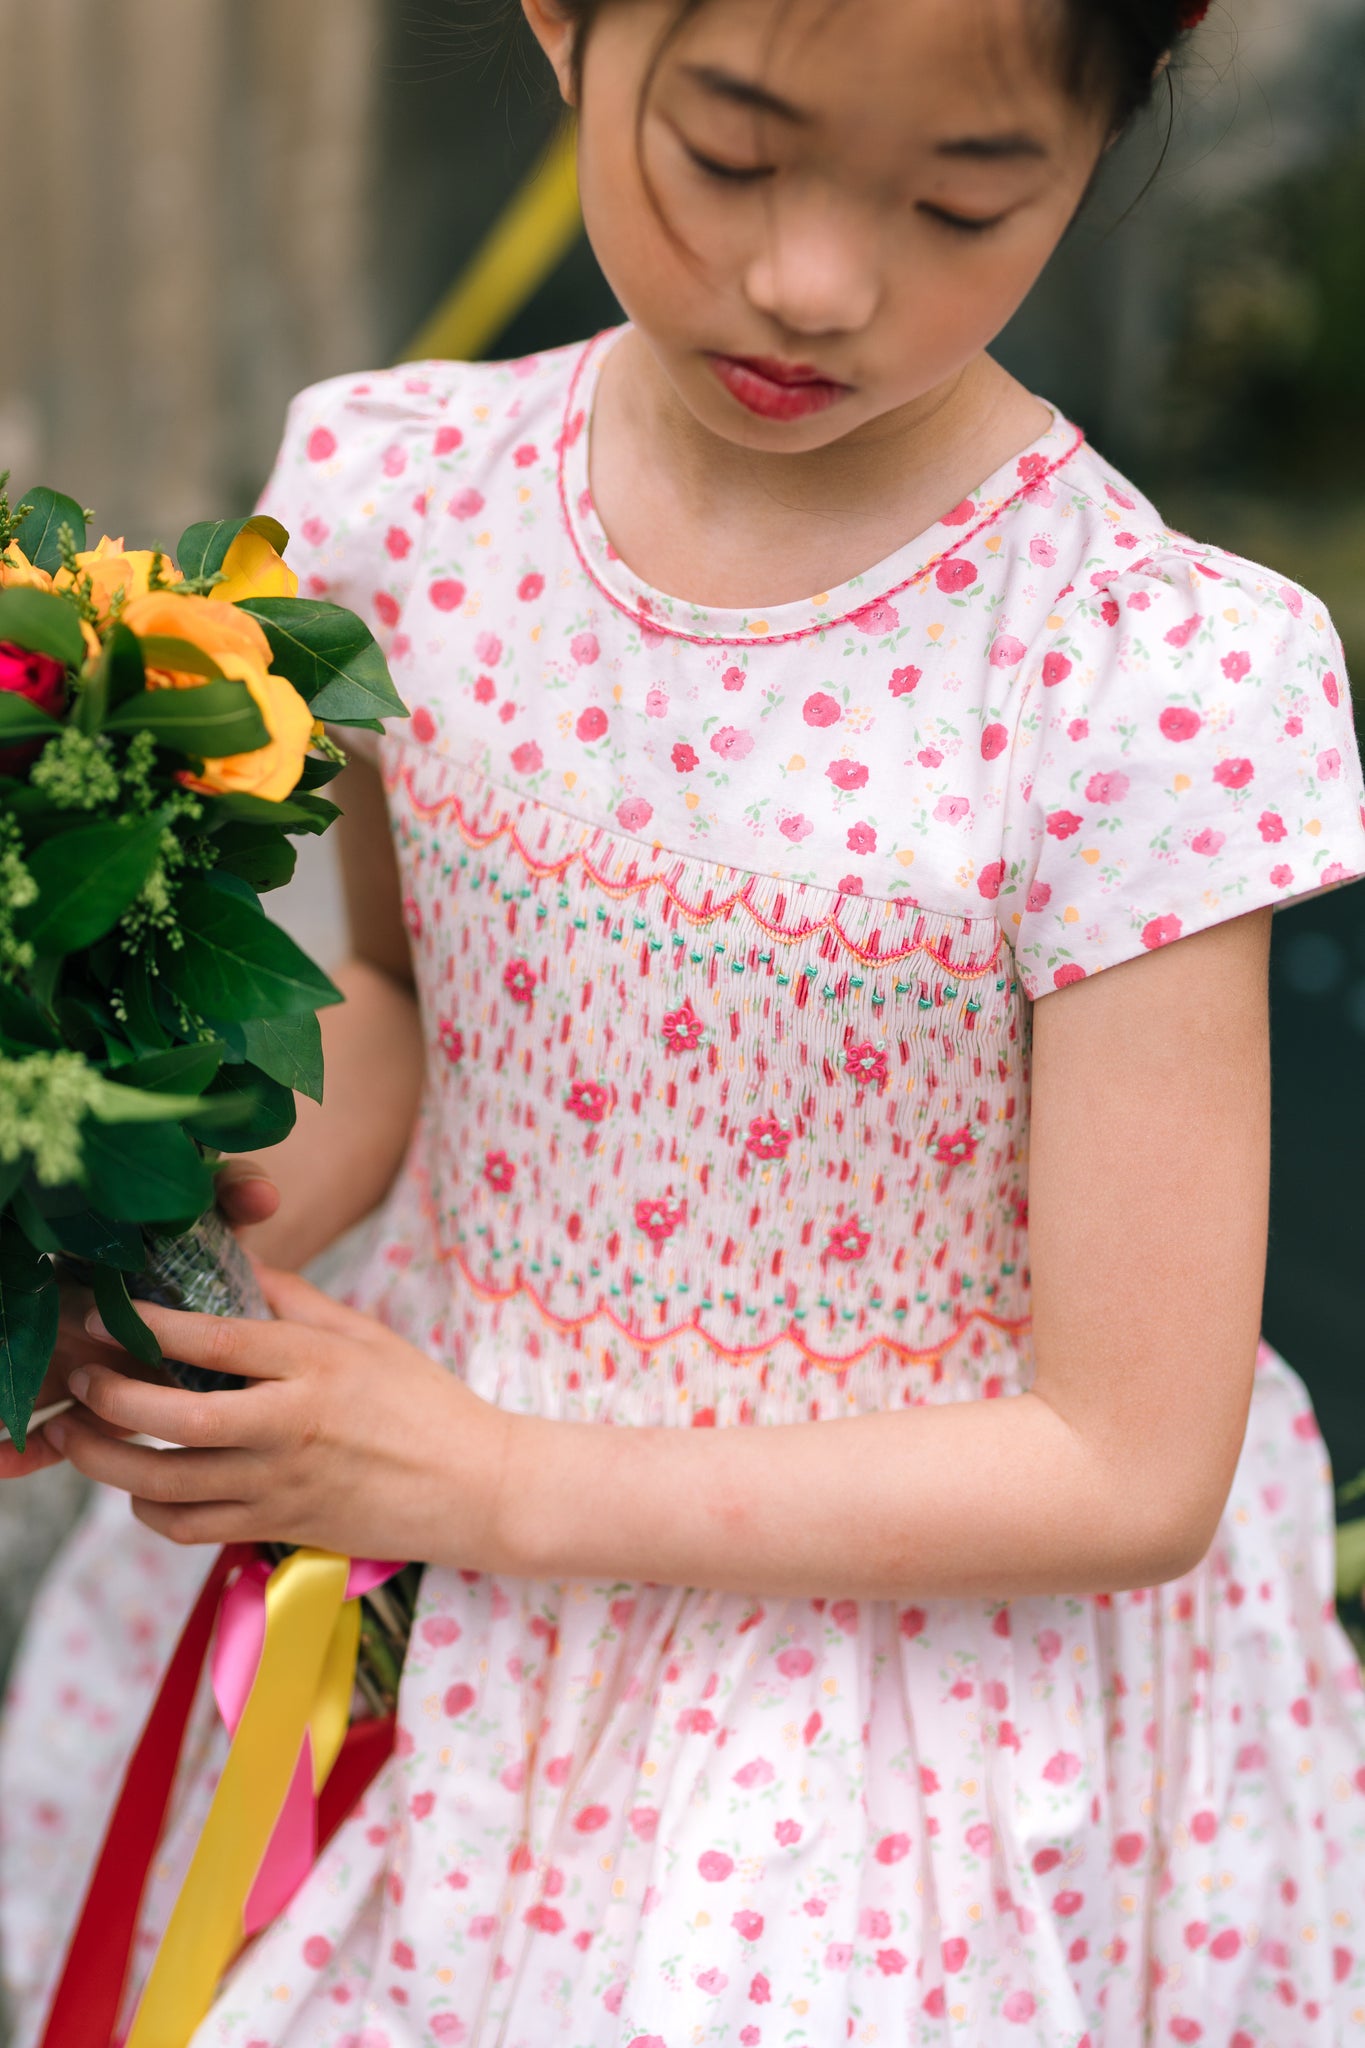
[556,325,1087,650]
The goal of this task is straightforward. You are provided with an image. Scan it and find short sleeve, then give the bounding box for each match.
[998,547,1365,999]
[253,365,454,762]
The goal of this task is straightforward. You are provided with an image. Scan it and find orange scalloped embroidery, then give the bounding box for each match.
[429,1229,1028,1379]
[396,764,1007,976]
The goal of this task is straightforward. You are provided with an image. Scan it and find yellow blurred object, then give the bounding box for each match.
[56,535,182,620]
[0,544,54,592]
[401,124,582,364]
[122,590,313,800]
[214,526,300,604]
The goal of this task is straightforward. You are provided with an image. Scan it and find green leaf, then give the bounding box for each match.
[0,984,60,1053]
[17,814,167,957]
[96,621,148,711]
[201,1062,297,1150]
[13,487,87,576]
[132,636,227,682]
[0,1222,59,1450]
[81,1120,215,1226]
[213,824,298,893]
[0,694,62,746]
[87,1078,208,1125]
[1339,1517,1365,1602]
[105,680,268,757]
[240,1011,323,1102]
[297,755,344,791]
[0,588,86,668]
[118,957,171,1053]
[204,870,264,914]
[204,791,332,835]
[173,879,342,1022]
[117,1043,225,1096]
[238,598,408,724]
[47,1209,146,1271]
[177,513,289,584]
[90,1265,163,1369]
[0,1156,26,1210]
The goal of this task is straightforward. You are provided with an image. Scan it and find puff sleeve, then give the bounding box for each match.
[996,546,1365,999]
[253,365,455,760]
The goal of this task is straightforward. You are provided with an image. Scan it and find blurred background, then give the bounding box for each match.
[1,0,1364,1674]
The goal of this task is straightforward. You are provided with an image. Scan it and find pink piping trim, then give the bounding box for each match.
[555,332,1088,651]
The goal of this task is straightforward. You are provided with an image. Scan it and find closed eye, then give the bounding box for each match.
[685,144,775,185]
[920,203,1009,235]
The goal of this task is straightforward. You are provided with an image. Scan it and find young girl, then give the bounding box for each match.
[5,1,1365,2042]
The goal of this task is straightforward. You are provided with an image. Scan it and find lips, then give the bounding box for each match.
[708,353,851,423]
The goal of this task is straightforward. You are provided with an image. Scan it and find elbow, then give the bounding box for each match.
[1116,1488,1227,1591]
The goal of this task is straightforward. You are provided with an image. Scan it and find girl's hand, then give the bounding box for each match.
[41,1267,513,1568]
[0,1161,282,1484]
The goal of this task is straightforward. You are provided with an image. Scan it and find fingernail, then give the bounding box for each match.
[69,1367,91,1401]
[44,1417,67,1449]
[84,1311,118,1344]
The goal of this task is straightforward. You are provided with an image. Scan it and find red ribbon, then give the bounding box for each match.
[37,1545,395,2048]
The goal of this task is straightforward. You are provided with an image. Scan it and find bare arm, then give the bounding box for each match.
[492,909,1272,1598]
[239,757,424,1272]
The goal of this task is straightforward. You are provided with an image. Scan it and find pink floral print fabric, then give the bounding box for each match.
[4,328,1365,2048]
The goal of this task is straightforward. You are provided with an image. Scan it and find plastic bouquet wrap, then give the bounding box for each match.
[0,476,418,1712]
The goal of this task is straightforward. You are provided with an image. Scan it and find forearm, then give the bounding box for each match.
[240,957,424,1271]
[491,1390,1195,1604]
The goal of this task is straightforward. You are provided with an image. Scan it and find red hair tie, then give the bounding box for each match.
[1178,1,1211,25]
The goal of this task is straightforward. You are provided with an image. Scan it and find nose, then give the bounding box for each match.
[742,190,881,339]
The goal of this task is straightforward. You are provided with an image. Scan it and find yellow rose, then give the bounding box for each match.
[213,527,299,605]
[0,544,54,592]
[57,535,182,621]
[121,591,313,802]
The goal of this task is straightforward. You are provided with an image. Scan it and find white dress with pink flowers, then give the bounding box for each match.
[7,328,1365,2048]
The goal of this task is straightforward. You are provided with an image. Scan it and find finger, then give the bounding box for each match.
[67,1362,274,1451]
[215,1159,280,1228]
[254,1264,371,1338]
[84,1302,303,1383]
[132,1497,254,1548]
[44,1409,256,1504]
[0,1436,69,1481]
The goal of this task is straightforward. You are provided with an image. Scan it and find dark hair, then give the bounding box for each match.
[555,0,1201,134]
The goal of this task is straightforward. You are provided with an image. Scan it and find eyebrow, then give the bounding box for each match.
[682,63,811,126]
[936,134,1050,162]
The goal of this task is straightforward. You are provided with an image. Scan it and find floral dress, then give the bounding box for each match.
[6,327,1365,2048]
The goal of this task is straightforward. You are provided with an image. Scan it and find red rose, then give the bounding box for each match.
[1213,757,1254,791]
[576,706,608,743]
[1046,809,1083,841]
[826,759,868,791]
[0,643,67,775]
[671,741,699,774]
[1159,706,1201,742]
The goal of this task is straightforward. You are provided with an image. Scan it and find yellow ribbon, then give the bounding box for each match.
[400,123,582,364]
[126,1550,357,2048]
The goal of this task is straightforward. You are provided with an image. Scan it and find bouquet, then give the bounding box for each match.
[0,476,417,1713]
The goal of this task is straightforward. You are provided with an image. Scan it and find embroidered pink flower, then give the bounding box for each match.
[732,1911,764,1941]
[1031,534,1058,567]
[1069,718,1089,741]
[434,424,463,455]
[1191,829,1226,857]
[1270,864,1294,888]
[846,822,877,855]
[511,741,543,774]
[977,859,1005,902]
[1046,809,1083,840]
[503,959,536,1005]
[1042,1749,1082,1786]
[802,691,842,727]
[876,1948,908,1976]
[1214,758,1254,791]
[981,723,1009,761]
[473,675,496,705]
[723,665,746,691]
[429,577,465,612]
[1325,671,1341,708]
[438,1020,464,1063]
[635,1195,686,1245]
[1042,652,1073,688]
[711,725,755,761]
[517,572,544,602]
[733,1758,775,1789]
[449,486,485,521]
[1027,881,1053,912]
[918,746,944,769]
[662,1000,705,1053]
[645,687,669,717]
[745,1116,792,1161]
[576,706,608,743]
[778,812,814,842]
[483,1151,515,1194]
[845,1042,888,1087]
[934,796,970,825]
[876,1832,911,1865]
[826,1215,872,1262]
[565,1079,609,1123]
[1160,706,1202,742]
[850,597,900,635]
[1143,915,1184,951]
[513,441,538,467]
[1053,964,1086,989]
[570,632,600,667]
[827,758,868,790]
[1085,772,1129,806]
[936,558,977,594]
[475,631,503,666]
[934,1126,978,1169]
[750,1970,773,2000]
[1221,650,1251,682]
[889,665,921,697]
[1165,615,1202,649]
[942,497,976,526]
[698,1850,734,1882]
[1319,748,1343,781]
[617,797,654,832]
[672,741,699,773]
[990,635,1027,669]
[403,896,423,939]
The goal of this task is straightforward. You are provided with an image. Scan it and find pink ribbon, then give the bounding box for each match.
[211,1555,400,1933]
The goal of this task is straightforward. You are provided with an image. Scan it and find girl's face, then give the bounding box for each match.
[532,0,1116,450]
